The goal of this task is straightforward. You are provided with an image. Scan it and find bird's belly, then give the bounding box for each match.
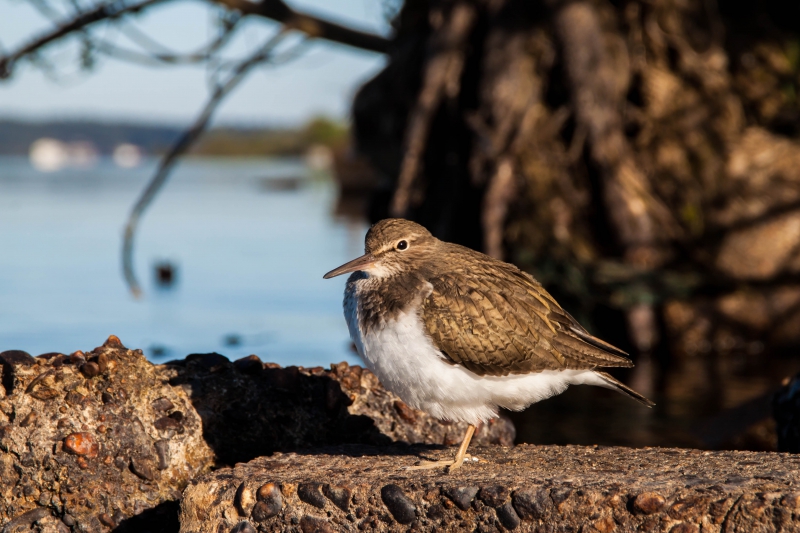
[348,306,591,425]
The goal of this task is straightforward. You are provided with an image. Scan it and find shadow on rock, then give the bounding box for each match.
[160,353,515,466]
[113,500,180,533]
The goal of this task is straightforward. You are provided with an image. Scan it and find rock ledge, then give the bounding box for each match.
[180,444,800,532]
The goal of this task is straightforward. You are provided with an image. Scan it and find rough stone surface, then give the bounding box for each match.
[180,444,800,533]
[159,355,515,466]
[0,342,514,531]
[0,337,214,533]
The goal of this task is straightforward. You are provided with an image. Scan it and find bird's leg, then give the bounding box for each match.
[406,424,477,471]
[446,423,476,472]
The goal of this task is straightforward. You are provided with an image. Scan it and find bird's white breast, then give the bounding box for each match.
[344,276,608,425]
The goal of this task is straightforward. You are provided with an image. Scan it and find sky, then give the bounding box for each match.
[0,0,392,126]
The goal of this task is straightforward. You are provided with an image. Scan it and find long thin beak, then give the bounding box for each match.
[323,253,376,279]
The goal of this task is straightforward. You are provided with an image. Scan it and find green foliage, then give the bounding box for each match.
[194,116,347,157]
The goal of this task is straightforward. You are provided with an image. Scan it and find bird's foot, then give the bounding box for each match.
[405,455,479,472]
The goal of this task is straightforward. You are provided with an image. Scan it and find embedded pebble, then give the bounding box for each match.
[299,515,335,533]
[297,483,326,509]
[235,483,256,516]
[322,484,352,512]
[444,486,479,511]
[63,432,99,458]
[19,411,37,427]
[252,482,283,520]
[80,362,100,378]
[154,416,182,431]
[479,485,510,507]
[393,400,417,423]
[234,355,263,374]
[381,484,416,524]
[633,492,667,515]
[496,501,521,530]
[130,457,157,481]
[0,350,36,366]
[96,353,109,372]
[154,440,170,470]
[103,335,124,348]
[230,521,256,533]
[512,488,551,520]
[151,397,175,412]
[98,513,116,527]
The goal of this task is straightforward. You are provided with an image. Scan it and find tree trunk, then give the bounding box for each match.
[352,0,800,373]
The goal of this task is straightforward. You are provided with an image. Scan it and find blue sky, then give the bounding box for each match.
[0,0,391,125]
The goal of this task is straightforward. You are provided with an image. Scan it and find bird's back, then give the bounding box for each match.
[420,243,633,377]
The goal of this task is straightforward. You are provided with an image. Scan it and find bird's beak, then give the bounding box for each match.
[323,253,376,279]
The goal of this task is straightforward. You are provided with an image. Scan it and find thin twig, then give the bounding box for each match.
[0,0,167,78]
[121,29,288,296]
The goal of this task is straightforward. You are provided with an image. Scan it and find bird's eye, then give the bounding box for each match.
[396,240,408,251]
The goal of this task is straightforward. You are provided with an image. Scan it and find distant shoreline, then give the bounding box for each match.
[0,116,347,158]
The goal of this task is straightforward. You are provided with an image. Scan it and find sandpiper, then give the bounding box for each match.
[324,218,653,471]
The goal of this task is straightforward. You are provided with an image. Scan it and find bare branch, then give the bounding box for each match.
[210,0,390,53]
[0,0,389,79]
[122,29,289,296]
[0,0,167,78]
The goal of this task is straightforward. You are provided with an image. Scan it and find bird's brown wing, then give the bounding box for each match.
[420,253,633,377]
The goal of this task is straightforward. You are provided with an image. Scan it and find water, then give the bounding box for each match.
[0,156,367,366]
[1,155,797,451]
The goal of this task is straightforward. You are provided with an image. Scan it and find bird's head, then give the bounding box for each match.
[323,218,436,279]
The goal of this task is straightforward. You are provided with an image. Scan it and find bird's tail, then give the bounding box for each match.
[593,371,655,407]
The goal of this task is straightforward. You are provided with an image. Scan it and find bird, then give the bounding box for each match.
[323,218,653,471]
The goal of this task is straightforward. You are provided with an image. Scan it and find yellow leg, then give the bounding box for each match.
[446,423,476,471]
[406,424,477,472]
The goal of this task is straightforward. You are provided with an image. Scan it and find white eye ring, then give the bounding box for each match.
[396,240,408,251]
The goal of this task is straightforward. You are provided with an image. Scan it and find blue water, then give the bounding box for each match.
[0,156,367,366]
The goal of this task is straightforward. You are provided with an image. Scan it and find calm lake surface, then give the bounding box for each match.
[0,156,366,366]
[2,154,796,451]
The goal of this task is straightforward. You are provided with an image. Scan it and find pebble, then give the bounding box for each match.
[380,484,416,525]
[0,350,36,366]
[230,521,256,533]
[69,351,86,365]
[444,486,479,511]
[496,501,521,530]
[98,513,116,528]
[19,411,37,427]
[63,432,99,458]
[393,400,417,423]
[154,440,170,470]
[151,397,175,412]
[96,353,109,373]
[80,362,100,378]
[633,492,667,515]
[154,416,182,431]
[322,484,352,512]
[103,335,124,348]
[130,457,157,481]
[299,515,335,533]
[512,488,551,520]
[479,485,510,507]
[253,483,283,520]
[235,483,256,516]
[233,355,263,375]
[298,483,326,509]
